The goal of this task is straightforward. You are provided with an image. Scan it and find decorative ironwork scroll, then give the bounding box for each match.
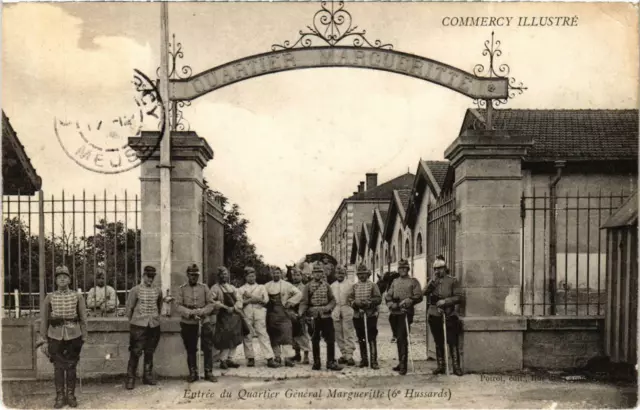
[157,34,193,131]
[272,1,393,51]
[472,31,528,111]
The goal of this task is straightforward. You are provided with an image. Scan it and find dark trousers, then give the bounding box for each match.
[310,317,336,363]
[48,337,84,370]
[129,324,161,360]
[353,315,378,343]
[428,314,460,347]
[180,322,214,371]
[389,312,414,346]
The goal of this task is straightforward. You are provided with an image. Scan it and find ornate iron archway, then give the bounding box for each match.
[160,1,527,131]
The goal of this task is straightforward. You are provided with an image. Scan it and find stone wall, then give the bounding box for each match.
[35,318,187,379]
[523,317,604,369]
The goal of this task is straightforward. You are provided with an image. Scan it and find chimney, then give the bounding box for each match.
[358,181,365,193]
[366,173,378,191]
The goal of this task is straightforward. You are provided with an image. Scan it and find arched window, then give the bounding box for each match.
[405,238,410,258]
[416,233,423,255]
[397,231,403,259]
[392,246,397,263]
[384,249,389,265]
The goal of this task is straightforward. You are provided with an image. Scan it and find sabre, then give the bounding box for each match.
[404,313,415,373]
[442,310,450,376]
[362,310,370,369]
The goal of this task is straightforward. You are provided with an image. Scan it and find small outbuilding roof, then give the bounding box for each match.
[601,192,638,228]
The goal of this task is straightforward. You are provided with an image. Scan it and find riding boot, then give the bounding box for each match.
[451,345,463,376]
[187,353,199,382]
[358,341,368,368]
[432,345,446,375]
[53,367,66,408]
[369,341,379,370]
[125,354,139,390]
[66,366,78,408]
[398,341,408,376]
[143,354,157,385]
[204,352,217,383]
[392,343,402,371]
[311,343,321,370]
[290,347,301,362]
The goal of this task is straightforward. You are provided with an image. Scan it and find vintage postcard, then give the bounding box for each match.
[1,1,638,408]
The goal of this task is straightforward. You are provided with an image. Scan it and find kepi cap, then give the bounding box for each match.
[55,266,70,278]
[143,266,157,276]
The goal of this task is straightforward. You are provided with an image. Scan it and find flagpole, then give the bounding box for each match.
[159,1,172,307]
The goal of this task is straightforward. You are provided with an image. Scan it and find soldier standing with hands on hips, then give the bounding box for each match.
[175,264,221,382]
[423,256,463,376]
[37,265,88,408]
[385,259,422,375]
[124,266,164,390]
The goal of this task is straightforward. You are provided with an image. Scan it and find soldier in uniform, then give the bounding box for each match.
[288,267,310,364]
[37,265,88,408]
[331,266,356,366]
[385,259,423,375]
[239,266,280,368]
[176,264,220,382]
[423,257,463,376]
[348,264,382,369]
[299,264,343,371]
[124,266,164,390]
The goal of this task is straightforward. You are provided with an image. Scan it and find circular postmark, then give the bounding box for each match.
[54,69,166,174]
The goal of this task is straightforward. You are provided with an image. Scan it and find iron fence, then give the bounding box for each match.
[520,189,628,316]
[426,191,456,278]
[3,190,141,318]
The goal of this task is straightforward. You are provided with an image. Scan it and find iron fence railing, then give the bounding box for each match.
[520,189,628,316]
[3,190,141,318]
[427,191,456,278]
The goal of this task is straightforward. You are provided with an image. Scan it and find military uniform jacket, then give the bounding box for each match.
[299,280,336,319]
[348,280,382,318]
[40,290,88,341]
[126,284,163,328]
[385,276,423,315]
[175,282,216,324]
[424,275,462,317]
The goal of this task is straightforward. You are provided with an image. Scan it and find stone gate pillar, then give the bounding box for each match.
[129,131,214,301]
[444,129,532,372]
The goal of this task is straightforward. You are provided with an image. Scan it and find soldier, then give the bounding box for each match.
[330,266,356,366]
[264,267,302,367]
[176,264,220,382]
[37,265,88,408]
[423,257,463,376]
[124,266,163,390]
[210,266,245,369]
[86,268,117,315]
[239,266,280,368]
[348,264,382,369]
[288,267,310,364]
[385,259,423,375]
[299,264,343,371]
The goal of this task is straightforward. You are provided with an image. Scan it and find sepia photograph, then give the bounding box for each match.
[1,1,638,408]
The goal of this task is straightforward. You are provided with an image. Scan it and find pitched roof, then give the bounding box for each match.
[2,111,42,195]
[348,172,415,200]
[358,223,371,257]
[369,209,388,249]
[422,161,449,189]
[602,192,638,228]
[383,189,412,242]
[462,109,638,161]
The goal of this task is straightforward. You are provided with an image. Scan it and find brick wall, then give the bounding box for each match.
[523,317,604,369]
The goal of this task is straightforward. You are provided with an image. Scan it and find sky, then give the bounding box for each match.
[2,2,638,267]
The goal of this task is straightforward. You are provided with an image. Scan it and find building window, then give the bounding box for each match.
[397,231,402,259]
[392,246,397,263]
[416,233,423,255]
[405,238,410,258]
[385,249,389,265]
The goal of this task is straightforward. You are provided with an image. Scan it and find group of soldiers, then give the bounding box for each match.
[36,257,463,408]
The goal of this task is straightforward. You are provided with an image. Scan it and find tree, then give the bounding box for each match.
[211,190,279,286]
